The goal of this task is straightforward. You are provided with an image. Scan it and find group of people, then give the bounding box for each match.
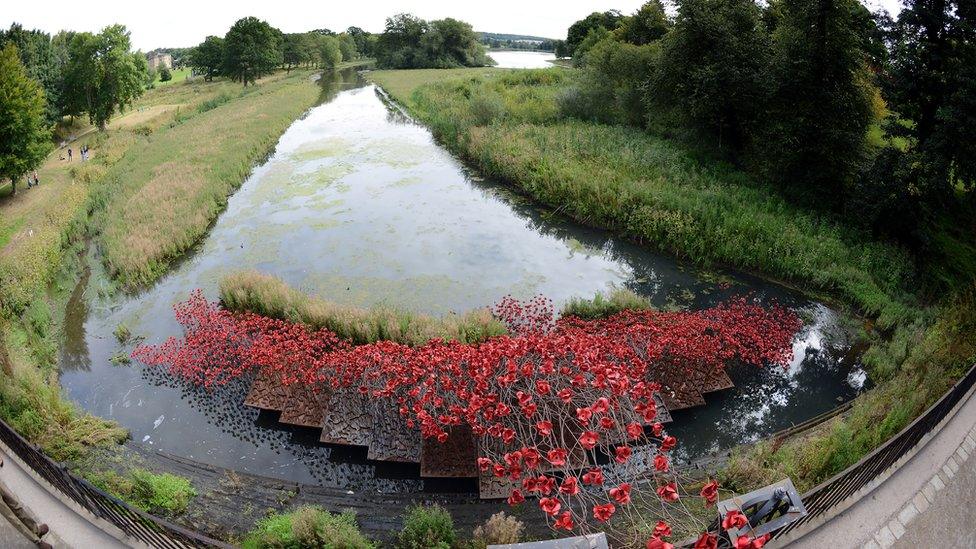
[25,170,39,189]
[62,144,90,162]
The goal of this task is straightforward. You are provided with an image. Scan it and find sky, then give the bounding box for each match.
[2,0,905,52]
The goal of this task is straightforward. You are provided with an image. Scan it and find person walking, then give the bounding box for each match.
[25,174,33,190]
[32,171,39,187]
[67,148,72,161]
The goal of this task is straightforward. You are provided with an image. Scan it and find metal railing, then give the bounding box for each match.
[771,362,976,540]
[0,417,233,548]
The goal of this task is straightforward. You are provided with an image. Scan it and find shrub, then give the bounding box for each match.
[397,505,456,549]
[472,512,523,546]
[561,288,653,320]
[129,469,196,515]
[113,322,131,343]
[197,92,233,113]
[242,506,374,549]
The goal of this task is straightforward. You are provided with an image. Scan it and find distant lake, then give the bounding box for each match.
[488,50,557,69]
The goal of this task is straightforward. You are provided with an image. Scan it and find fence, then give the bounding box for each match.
[770,362,976,540]
[0,417,232,549]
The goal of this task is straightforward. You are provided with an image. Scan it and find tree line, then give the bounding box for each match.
[374,14,491,69]
[560,0,974,251]
[189,18,368,86]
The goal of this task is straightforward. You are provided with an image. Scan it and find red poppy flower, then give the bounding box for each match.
[559,476,580,495]
[539,497,561,516]
[477,457,492,472]
[654,454,669,472]
[660,435,676,452]
[554,510,574,530]
[593,503,615,522]
[657,482,679,502]
[600,416,615,430]
[576,407,593,423]
[535,379,551,395]
[579,430,599,450]
[582,468,604,486]
[736,535,770,549]
[693,532,717,549]
[652,422,664,437]
[722,509,749,530]
[653,520,672,537]
[592,397,610,414]
[700,480,719,506]
[535,420,553,436]
[507,489,525,505]
[522,447,541,469]
[646,538,673,549]
[557,388,573,403]
[626,422,644,440]
[614,445,633,464]
[610,482,632,505]
[547,448,568,466]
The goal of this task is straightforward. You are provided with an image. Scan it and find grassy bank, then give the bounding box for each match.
[367,68,976,492]
[219,271,507,346]
[92,70,322,289]
[0,68,338,528]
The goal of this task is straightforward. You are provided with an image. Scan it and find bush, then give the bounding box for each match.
[561,288,652,319]
[397,505,456,549]
[85,468,196,516]
[197,92,233,113]
[472,512,523,546]
[242,506,374,549]
[159,66,172,82]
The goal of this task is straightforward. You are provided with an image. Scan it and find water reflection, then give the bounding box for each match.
[59,66,866,490]
[488,50,558,69]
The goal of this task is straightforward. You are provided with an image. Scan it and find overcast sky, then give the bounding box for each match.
[2,0,905,51]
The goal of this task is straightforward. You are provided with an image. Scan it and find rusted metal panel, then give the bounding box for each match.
[278,383,329,428]
[420,424,478,478]
[366,400,422,463]
[243,370,290,411]
[319,387,373,447]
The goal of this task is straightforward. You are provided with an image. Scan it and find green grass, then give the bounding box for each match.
[561,287,653,319]
[154,67,191,87]
[242,506,374,549]
[219,271,507,346]
[91,70,322,288]
[85,467,196,516]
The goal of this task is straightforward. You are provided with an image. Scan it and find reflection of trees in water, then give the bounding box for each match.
[60,269,92,372]
[139,364,425,492]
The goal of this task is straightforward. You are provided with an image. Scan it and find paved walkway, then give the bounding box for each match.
[0,444,133,548]
[782,381,976,548]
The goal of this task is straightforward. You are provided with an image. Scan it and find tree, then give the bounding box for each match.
[887,0,976,200]
[1,24,65,124]
[190,35,223,81]
[566,11,623,56]
[616,1,671,45]
[0,44,51,195]
[63,25,146,130]
[282,33,304,71]
[337,33,357,62]
[223,17,282,86]
[346,26,371,57]
[159,64,172,81]
[760,0,877,204]
[375,14,489,69]
[318,35,341,69]
[650,0,770,150]
[375,13,429,68]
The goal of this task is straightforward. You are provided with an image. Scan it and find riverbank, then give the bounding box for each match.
[366,67,976,492]
[0,68,330,520]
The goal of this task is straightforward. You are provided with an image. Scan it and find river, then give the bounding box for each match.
[60,55,866,491]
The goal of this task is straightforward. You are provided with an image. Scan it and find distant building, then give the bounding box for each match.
[147,52,172,70]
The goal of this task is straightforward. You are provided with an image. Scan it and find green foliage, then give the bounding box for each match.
[219,271,507,346]
[242,506,374,549]
[338,33,358,62]
[650,0,770,150]
[759,0,877,205]
[375,14,490,69]
[397,505,456,549]
[223,17,282,86]
[561,288,652,320]
[318,35,342,69]
[560,37,658,126]
[63,25,147,130]
[566,10,624,56]
[189,35,224,81]
[615,1,671,45]
[85,468,196,516]
[0,23,66,124]
[196,92,233,113]
[158,65,172,82]
[0,43,52,190]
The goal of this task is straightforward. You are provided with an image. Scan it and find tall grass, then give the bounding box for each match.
[92,71,321,289]
[219,271,508,346]
[561,287,652,320]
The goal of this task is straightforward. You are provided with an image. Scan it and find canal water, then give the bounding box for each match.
[60,55,867,491]
[488,50,557,68]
